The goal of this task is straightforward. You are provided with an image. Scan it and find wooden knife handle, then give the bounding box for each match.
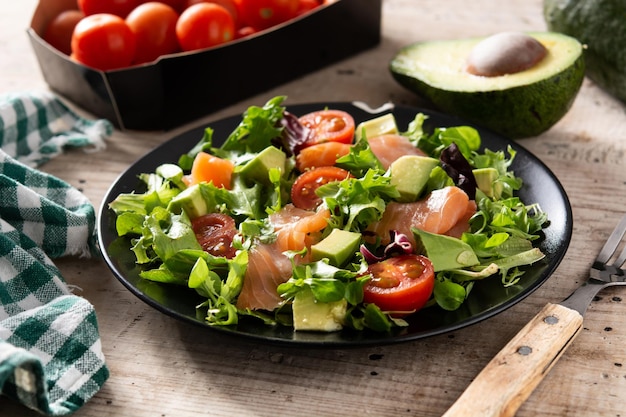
[442,303,583,417]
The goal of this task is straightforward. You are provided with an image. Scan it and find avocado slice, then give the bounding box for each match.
[473,167,503,199]
[292,287,347,332]
[545,0,626,103]
[235,146,286,185]
[156,163,186,189]
[413,228,479,272]
[311,228,361,267]
[354,113,399,141]
[389,32,585,138]
[389,155,439,202]
[168,183,208,219]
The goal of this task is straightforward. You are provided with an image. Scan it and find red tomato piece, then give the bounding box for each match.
[126,2,180,64]
[176,3,236,51]
[234,0,299,30]
[290,166,351,210]
[78,0,141,17]
[43,9,85,56]
[298,109,356,149]
[363,254,435,315]
[191,213,238,258]
[71,13,137,71]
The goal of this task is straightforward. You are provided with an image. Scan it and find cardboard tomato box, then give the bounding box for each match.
[28,0,382,130]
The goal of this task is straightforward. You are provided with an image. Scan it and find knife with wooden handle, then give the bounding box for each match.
[442,303,582,417]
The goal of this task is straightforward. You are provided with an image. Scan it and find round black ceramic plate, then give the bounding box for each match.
[97,101,573,347]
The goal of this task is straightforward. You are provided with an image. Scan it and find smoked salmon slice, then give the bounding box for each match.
[295,141,351,172]
[235,204,331,311]
[235,242,293,311]
[368,186,475,245]
[368,134,427,169]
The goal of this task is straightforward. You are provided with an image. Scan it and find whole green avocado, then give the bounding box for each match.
[544,0,626,103]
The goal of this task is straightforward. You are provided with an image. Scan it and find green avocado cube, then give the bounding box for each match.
[293,287,347,332]
[167,184,208,219]
[389,155,439,202]
[311,228,361,267]
[236,146,286,185]
[355,113,399,141]
[473,167,503,199]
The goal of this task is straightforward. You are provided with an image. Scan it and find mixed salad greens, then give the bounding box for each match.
[109,96,548,333]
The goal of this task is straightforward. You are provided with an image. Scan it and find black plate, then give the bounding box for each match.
[97,102,573,347]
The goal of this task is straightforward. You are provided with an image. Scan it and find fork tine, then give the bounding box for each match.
[596,214,626,265]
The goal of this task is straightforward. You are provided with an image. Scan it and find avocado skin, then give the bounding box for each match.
[390,54,584,139]
[545,0,626,103]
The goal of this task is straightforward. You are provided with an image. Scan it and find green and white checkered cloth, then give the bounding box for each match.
[0,91,112,415]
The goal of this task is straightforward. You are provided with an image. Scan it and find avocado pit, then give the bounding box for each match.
[466,32,548,77]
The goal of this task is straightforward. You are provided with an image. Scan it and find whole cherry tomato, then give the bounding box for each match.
[43,9,85,55]
[126,2,180,64]
[176,3,236,51]
[78,0,141,18]
[234,0,299,30]
[363,254,435,315]
[184,0,239,26]
[71,13,137,71]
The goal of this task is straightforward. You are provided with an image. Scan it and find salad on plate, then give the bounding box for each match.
[108,96,548,333]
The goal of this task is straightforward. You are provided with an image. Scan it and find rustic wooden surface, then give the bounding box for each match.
[2,1,626,416]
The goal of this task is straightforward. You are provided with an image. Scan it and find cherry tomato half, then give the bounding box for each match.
[126,2,180,64]
[234,0,299,30]
[191,213,238,258]
[298,109,356,149]
[78,0,141,17]
[176,3,236,51]
[291,166,351,210]
[71,13,137,71]
[363,254,435,315]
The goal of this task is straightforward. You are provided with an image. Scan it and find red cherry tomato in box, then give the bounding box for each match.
[126,2,180,64]
[234,0,299,30]
[291,166,351,210]
[71,13,137,71]
[43,9,85,55]
[184,0,239,25]
[363,254,435,315]
[176,3,236,51]
[78,0,141,17]
[298,109,356,148]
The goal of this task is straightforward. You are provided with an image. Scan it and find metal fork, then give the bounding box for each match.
[443,214,626,417]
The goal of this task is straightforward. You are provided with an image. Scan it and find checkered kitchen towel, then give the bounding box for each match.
[0,91,112,415]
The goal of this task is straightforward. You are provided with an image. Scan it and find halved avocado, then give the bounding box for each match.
[544,0,626,103]
[389,32,585,138]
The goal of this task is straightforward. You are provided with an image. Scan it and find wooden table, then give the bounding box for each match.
[2,1,626,416]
